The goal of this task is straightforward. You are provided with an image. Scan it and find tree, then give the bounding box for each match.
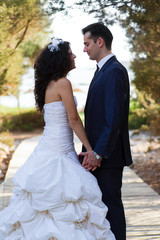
[122,1,160,102]
[0,0,49,96]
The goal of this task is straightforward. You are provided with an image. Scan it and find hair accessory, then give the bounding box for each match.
[48,37,64,52]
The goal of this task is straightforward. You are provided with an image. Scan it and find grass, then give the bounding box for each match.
[0,105,36,114]
[79,111,84,124]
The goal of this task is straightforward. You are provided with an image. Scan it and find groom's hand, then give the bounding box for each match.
[80,151,101,171]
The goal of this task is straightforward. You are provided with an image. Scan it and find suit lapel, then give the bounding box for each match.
[85,56,117,109]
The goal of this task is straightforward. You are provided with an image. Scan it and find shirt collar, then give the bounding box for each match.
[97,53,115,70]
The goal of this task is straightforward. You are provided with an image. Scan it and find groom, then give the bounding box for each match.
[81,23,132,240]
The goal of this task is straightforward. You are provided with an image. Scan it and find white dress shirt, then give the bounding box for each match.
[97,53,115,70]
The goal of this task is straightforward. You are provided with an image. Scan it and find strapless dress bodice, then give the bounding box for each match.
[41,100,75,154]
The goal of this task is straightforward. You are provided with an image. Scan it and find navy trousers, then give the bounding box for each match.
[92,167,126,240]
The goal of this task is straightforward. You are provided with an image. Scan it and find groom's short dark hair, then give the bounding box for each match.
[82,22,113,50]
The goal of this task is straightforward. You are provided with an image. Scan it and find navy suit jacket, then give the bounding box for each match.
[83,56,132,168]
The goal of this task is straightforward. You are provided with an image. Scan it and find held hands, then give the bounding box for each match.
[79,151,102,171]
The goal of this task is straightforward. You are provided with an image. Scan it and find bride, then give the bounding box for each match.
[0,38,115,240]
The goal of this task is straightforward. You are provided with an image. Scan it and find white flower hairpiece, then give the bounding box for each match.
[48,37,64,52]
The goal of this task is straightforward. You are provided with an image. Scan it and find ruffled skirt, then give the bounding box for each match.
[0,141,115,240]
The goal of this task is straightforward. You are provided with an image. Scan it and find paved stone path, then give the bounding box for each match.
[0,135,160,239]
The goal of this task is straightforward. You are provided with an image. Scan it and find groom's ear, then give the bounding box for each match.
[97,37,104,48]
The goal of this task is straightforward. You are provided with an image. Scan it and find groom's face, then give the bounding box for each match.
[83,32,100,61]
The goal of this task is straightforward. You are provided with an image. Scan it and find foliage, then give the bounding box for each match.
[47,0,65,14]
[129,91,160,134]
[0,106,44,132]
[119,1,160,103]
[20,41,42,63]
[128,113,147,131]
[0,0,49,96]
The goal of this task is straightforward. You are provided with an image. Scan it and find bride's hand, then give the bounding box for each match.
[80,151,101,171]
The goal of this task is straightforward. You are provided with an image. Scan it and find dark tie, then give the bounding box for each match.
[90,65,99,87]
[93,65,99,79]
[85,65,99,112]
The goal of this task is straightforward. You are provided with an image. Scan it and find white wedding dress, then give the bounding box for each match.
[0,97,115,240]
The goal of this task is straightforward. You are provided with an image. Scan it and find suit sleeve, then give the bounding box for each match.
[94,68,127,158]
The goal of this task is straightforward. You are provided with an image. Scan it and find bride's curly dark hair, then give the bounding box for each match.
[34,41,71,112]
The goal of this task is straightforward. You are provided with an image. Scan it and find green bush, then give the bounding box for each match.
[129,112,147,130]
[0,106,44,132]
[129,100,142,111]
[128,99,148,130]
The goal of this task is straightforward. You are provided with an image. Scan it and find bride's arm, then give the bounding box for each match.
[58,78,92,152]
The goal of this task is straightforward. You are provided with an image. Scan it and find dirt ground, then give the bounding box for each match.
[0,130,160,195]
[130,131,160,194]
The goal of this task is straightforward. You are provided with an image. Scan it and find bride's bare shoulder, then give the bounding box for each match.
[47,77,71,88]
[57,77,72,89]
